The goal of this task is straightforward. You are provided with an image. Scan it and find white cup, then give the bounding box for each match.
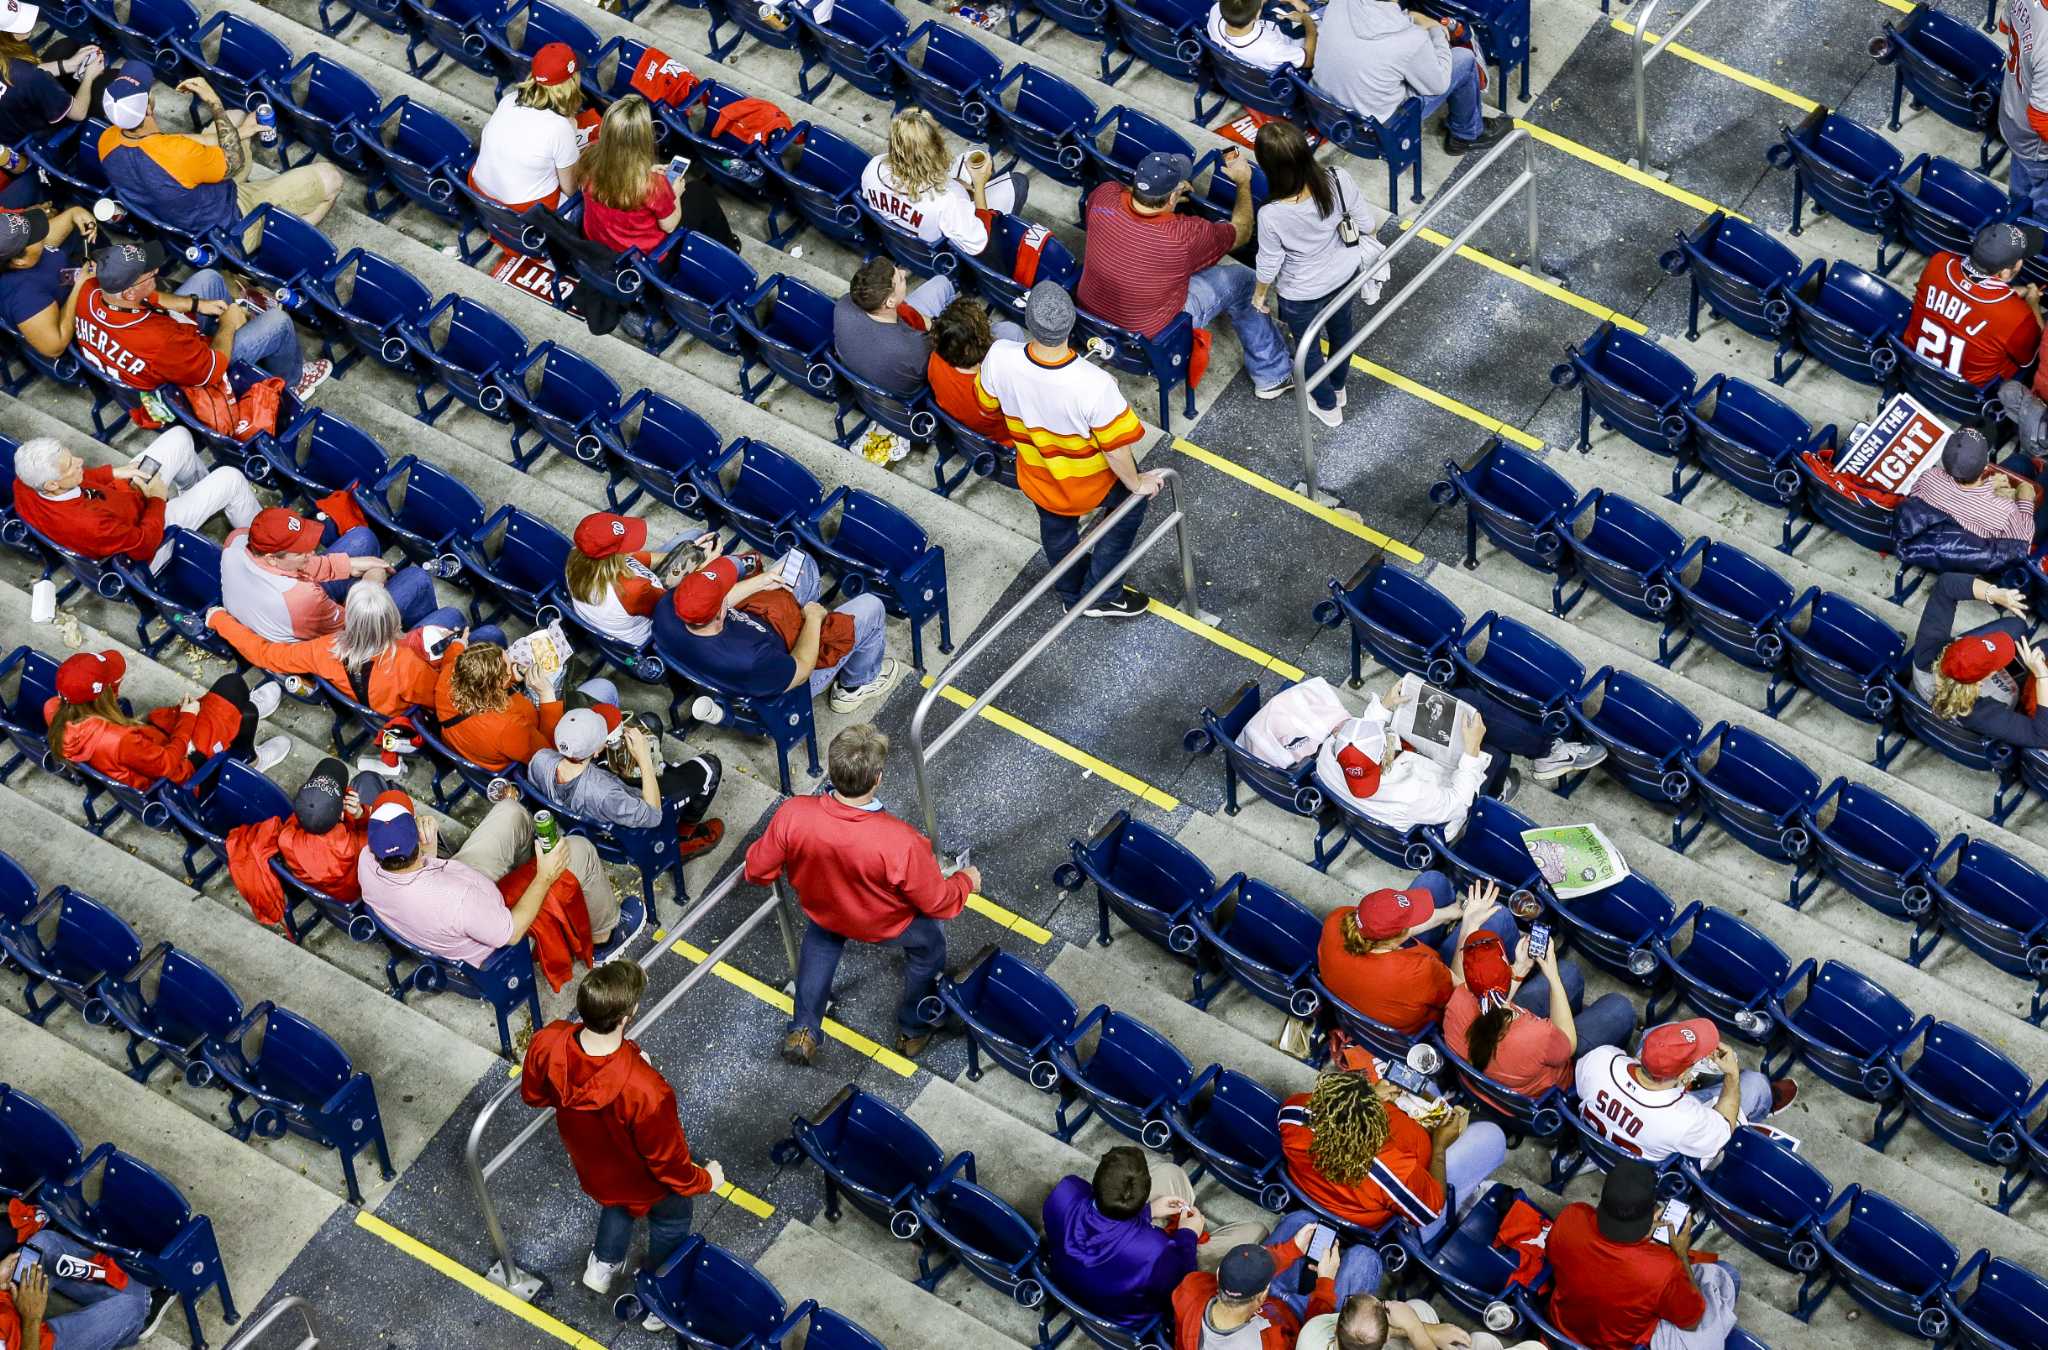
[29,578,55,624]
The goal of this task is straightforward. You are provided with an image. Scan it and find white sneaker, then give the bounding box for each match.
[643,1311,667,1332]
[290,358,333,400]
[1310,402,1341,428]
[1336,388,1348,410]
[1530,740,1607,782]
[248,680,283,720]
[829,657,905,712]
[582,1251,622,1294]
[251,735,291,773]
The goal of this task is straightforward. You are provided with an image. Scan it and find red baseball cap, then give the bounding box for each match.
[1639,1018,1719,1079]
[1355,884,1436,940]
[55,650,125,705]
[573,512,647,559]
[672,557,740,625]
[248,507,320,554]
[1461,931,1514,1008]
[1335,740,1381,798]
[1940,631,2015,685]
[531,41,578,86]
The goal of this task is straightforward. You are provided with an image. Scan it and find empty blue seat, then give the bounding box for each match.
[761,123,873,249]
[91,941,241,1085]
[1449,610,1583,760]
[1187,874,1319,1016]
[774,1084,946,1234]
[169,11,291,110]
[1426,796,1550,920]
[214,204,336,298]
[1800,1186,1958,1338]
[1109,0,1213,118]
[1185,680,1326,835]
[699,0,804,59]
[1779,258,1912,387]
[1557,488,1687,624]
[1768,957,1919,1103]
[158,753,295,887]
[1683,375,1828,554]
[1891,153,2012,260]
[1433,438,1579,575]
[1876,6,2003,169]
[1037,1266,1168,1350]
[1876,1020,2039,1211]
[1313,556,1465,689]
[606,390,725,517]
[1295,80,1423,211]
[1543,871,1675,987]
[260,409,390,514]
[991,64,1098,186]
[1050,1005,1193,1148]
[358,454,486,563]
[1659,210,1803,343]
[0,1084,81,1201]
[367,907,539,1056]
[0,887,142,1026]
[1085,106,1193,197]
[110,526,235,662]
[1054,810,1216,954]
[1766,110,1906,269]
[456,506,571,627]
[1664,538,1798,672]
[643,231,757,357]
[1169,1066,1290,1214]
[691,437,823,555]
[1551,323,1702,499]
[478,0,598,93]
[667,83,776,198]
[732,274,840,404]
[260,53,382,173]
[1072,303,1197,430]
[0,645,62,783]
[1779,589,1904,730]
[358,98,476,225]
[933,945,1077,1089]
[45,1145,238,1345]
[401,294,529,426]
[81,0,194,63]
[1400,1183,1537,1324]
[622,1236,805,1346]
[957,211,1080,323]
[0,848,36,932]
[1645,901,1790,1047]
[798,487,951,670]
[1792,777,1942,919]
[1683,1128,1834,1274]
[792,0,906,99]
[500,342,624,472]
[908,1156,1045,1307]
[803,1308,886,1350]
[888,26,1001,145]
[1945,1253,2048,1350]
[1676,722,1821,864]
[1922,836,2048,1022]
[576,32,660,105]
[399,0,505,76]
[1563,665,1700,807]
[302,248,435,378]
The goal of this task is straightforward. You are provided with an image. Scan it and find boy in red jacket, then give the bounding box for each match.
[521,961,723,1329]
[744,723,980,1065]
[1171,1235,1343,1350]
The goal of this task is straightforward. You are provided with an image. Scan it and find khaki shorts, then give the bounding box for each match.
[236,164,332,219]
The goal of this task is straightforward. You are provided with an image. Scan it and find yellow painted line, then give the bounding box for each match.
[1873,0,1912,11]
[965,893,1054,944]
[1515,118,1746,221]
[668,938,918,1076]
[716,1180,777,1219]
[1401,222,1649,334]
[1347,353,1545,450]
[1610,20,1820,112]
[355,1212,606,1348]
[922,680,1181,812]
[1144,599,1306,681]
[1167,437,1426,561]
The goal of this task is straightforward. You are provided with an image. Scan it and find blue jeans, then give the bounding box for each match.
[420,604,505,650]
[2011,151,2048,220]
[175,269,305,384]
[1419,45,1486,141]
[785,548,888,696]
[905,275,1027,343]
[24,1231,150,1350]
[1276,287,1357,412]
[791,914,947,1037]
[1687,1070,1774,1123]
[1414,1120,1508,1244]
[1039,485,1150,609]
[1183,261,1293,389]
[1266,1209,1384,1316]
[593,1191,695,1269]
[320,525,439,628]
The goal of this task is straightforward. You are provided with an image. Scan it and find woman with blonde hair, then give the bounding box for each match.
[577,95,735,253]
[471,42,589,210]
[858,107,1027,257]
[1909,572,2048,745]
[564,510,704,647]
[45,649,288,787]
[205,583,484,716]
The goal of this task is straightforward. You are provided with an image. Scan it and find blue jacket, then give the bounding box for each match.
[1040,1175,1198,1328]
[1892,497,2030,576]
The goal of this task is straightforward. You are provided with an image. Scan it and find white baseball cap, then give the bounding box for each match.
[0,0,40,36]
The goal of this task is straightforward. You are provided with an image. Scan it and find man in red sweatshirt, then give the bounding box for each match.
[10,427,258,566]
[745,722,980,1065]
[521,960,723,1331]
[1171,1236,1342,1350]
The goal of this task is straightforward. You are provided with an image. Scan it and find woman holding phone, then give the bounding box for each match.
[1442,931,1637,1100]
[1909,572,2048,746]
[577,95,736,253]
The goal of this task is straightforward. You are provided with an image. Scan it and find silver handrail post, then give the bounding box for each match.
[222,1296,318,1350]
[1629,0,1717,173]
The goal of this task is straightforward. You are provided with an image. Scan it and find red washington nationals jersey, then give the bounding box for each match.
[1905,252,2042,387]
[72,278,222,391]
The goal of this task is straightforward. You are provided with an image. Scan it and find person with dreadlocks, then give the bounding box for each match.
[1441,930,1637,1101]
[1278,1067,1505,1244]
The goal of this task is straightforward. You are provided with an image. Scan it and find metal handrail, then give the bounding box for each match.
[909,465,1206,852]
[1291,130,1539,503]
[462,863,796,1298]
[221,1296,318,1350]
[1631,0,1719,172]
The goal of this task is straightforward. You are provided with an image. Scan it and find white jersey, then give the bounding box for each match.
[859,155,989,253]
[2000,0,2048,160]
[1573,1045,1733,1164]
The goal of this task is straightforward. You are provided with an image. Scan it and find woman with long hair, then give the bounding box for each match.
[1250,120,1387,429]
[1443,932,1636,1100]
[434,639,562,771]
[925,295,1013,447]
[205,582,483,716]
[576,95,735,253]
[0,30,105,208]
[1909,572,2048,745]
[563,511,705,647]
[471,43,588,210]
[46,649,287,787]
[858,108,1027,257]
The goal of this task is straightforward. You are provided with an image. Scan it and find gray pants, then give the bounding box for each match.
[1648,1260,1739,1350]
[453,798,622,942]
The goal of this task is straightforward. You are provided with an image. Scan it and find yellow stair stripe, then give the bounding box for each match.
[964,893,1055,944]
[922,680,1181,811]
[1167,438,1426,561]
[1609,20,1820,112]
[1144,599,1306,681]
[668,938,918,1076]
[1401,222,1650,333]
[1514,118,1746,221]
[354,1212,607,1348]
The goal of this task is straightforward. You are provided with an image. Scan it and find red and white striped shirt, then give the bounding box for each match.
[1908,466,2036,543]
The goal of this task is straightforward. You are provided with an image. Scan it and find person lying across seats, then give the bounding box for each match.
[433,638,563,772]
[1573,1018,1794,1166]
[205,583,475,718]
[12,428,258,569]
[0,204,99,362]
[525,682,724,858]
[221,506,439,642]
[224,756,383,927]
[46,648,289,785]
[1908,572,2048,746]
[859,108,1027,260]
[0,1212,158,1350]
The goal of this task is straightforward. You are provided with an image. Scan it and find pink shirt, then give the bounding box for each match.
[219,531,357,641]
[356,852,513,966]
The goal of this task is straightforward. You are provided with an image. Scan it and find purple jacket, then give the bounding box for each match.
[1041,1175,1199,1327]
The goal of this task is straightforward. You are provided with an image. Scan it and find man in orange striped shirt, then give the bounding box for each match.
[975,282,1162,619]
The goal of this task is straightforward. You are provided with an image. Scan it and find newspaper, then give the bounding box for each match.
[1519,822,1630,900]
[1392,672,1475,768]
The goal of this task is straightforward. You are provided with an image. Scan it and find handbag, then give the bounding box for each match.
[1329,170,1393,304]
[1331,168,1361,247]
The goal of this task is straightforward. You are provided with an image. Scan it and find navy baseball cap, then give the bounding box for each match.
[366,789,421,860]
[102,60,152,130]
[1970,221,2045,273]
[1131,151,1192,199]
[0,209,49,262]
[92,238,164,292]
[1215,1244,1276,1298]
[1942,427,1992,482]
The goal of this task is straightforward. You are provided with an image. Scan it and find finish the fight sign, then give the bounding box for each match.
[1834,393,1950,496]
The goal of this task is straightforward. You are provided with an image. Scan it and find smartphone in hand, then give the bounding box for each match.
[1527,923,1551,961]
[133,454,159,481]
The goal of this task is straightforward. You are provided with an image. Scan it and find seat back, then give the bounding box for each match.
[1291,79,1422,209]
[219,204,337,292]
[1453,611,1584,730]
[361,454,487,560]
[263,408,390,510]
[1774,957,1918,1099]
[783,1085,946,1229]
[1928,837,2048,980]
[763,124,874,247]
[405,294,530,422]
[480,0,599,91]
[1401,1183,1530,1321]
[1778,589,1903,724]
[912,1173,1045,1305]
[400,0,505,76]
[1660,211,1803,340]
[1056,1008,1194,1147]
[1193,875,1320,1015]
[460,506,573,623]
[1684,374,1827,516]
[0,1085,81,1199]
[1893,677,2013,778]
[1200,32,1304,118]
[1546,871,1675,984]
[1668,539,1798,670]
[1949,1257,2048,1350]
[1787,259,1913,387]
[1770,110,1905,238]
[262,54,383,170]
[803,1308,887,1350]
[170,11,292,110]
[993,65,1098,184]
[1438,438,1579,574]
[1169,1066,1288,1212]
[305,248,437,373]
[694,436,824,555]
[1568,666,1701,807]
[1061,809,1215,953]
[360,98,476,223]
[667,82,776,197]
[795,0,906,98]
[889,21,1004,141]
[644,231,757,355]
[1430,795,1546,913]
[610,391,725,512]
[1822,1187,1958,1336]
[938,945,1077,1087]
[636,1237,790,1346]
[1084,106,1195,193]
[1897,1020,2032,1163]
[1108,0,1207,90]
[1561,489,1688,622]
[1688,1128,1834,1270]
[39,890,144,1008]
[1806,778,1941,918]
[508,342,623,462]
[1884,7,2000,134]
[1318,557,1465,685]
[1560,322,1698,454]
[1188,681,1323,820]
[1891,153,2011,259]
[112,944,244,1051]
[1660,903,1792,1034]
[1687,723,1823,863]
[82,0,196,63]
[733,274,841,403]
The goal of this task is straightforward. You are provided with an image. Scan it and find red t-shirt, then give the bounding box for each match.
[0,1291,53,1350]
[1905,252,2042,387]
[1316,909,1451,1035]
[1075,182,1236,338]
[1277,1091,1444,1231]
[581,171,678,254]
[1546,1203,1707,1349]
[1441,987,1574,1097]
[927,353,1012,445]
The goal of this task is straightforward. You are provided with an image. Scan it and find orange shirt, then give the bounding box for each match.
[1277,1091,1445,1231]
[432,641,564,770]
[927,352,1012,446]
[1316,909,1452,1035]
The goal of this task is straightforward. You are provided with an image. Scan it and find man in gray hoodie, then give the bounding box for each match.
[1313,0,1503,155]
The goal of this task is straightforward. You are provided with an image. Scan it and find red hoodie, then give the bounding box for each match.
[743,793,969,942]
[44,692,243,789]
[14,466,166,562]
[520,1021,714,1215]
[1169,1238,1333,1350]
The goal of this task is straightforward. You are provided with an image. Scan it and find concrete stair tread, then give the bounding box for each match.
[754,1217,1030,1348]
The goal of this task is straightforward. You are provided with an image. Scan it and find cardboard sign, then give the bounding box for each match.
[1834,393,1950,496]
[491,248,559,302]
[1213,108,1321,151]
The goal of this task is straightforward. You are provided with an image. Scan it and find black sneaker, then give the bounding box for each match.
[1444,119,1511,156]
[1082,586,1150,619]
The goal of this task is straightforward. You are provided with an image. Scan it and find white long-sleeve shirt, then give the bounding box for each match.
[2000,0,2048,161]
[1313,696,1492,837]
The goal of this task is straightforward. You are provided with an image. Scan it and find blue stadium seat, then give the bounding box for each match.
[1645,901,1791,1048]
[0,1084,81,1201]
[0,887,143,1026]
[499,342,624,472]
[732,275,841,405]
[621,1235,806,1347]
[1562,665,1700,808]
[1556,488,1687,624]
[90,942,242,1085]
[1887,330,1999,429]
[1551,323,1702,500]
[761,123,874,249]
[890,22,1004,142]
[401,294,530,426]
[1799,1186,1958,1338]
[1767,957,1919,1103]
[606,390,725,516]
[0,645,62,783]
[358,454,487,564]
[1054,809,1217,955]
[990,64,1098,186]
[1945,1253,2048,1350]
[699,0,804,60]
[1876,1019,2039,1211]
[260,409,390,513]
[213,205,336,301]
[1875,6,2003,169]
[1426,795,1549,920]
[1399,1183,1538,1325]
[158,752,295,887]
[1792,777,1942,919]
[1675,722,1821,864]
[1890,153,2012,259]
[907,1156,1045,1307]
[1449,611,1583,765]
[302,248,436,379]
[1037,1265,1169,1350]
[399,0,504,76]
[366,907,540,1056]
[653,630,820,792]
[1664,538,1799,672]
[1199,33,1305,122]
[271,853,375,947]
[578,34,663,104]
[1683,1128,1834,1275]
[643,231,757,357]
[1294,80,1424,211]
[792,0,907,100]
[1778,258,1911,387]
[1182,147,1271,232]
[80,0,193,64]
[169,11,292,110]
[931,404,1012,498]
[454,506,572,627]
[1766,110,1906,269]
[798,487,951,669]
[477,0,599,94]
[21,119,113,209]
[774,1085,946,1234]
[1543,871,1675,988]
[803,1307,887,1350]
[1185,680,1325,827]
[1084,107,1193,198]
[1049,1005,1192,1148]
[1186,873,1319,1016]
[410,714,501,811]
[1109,0,1213,119]
[1921,836,2048,1020]
[933,944,1076,1088]
[1313,556,1465,690]
[199,1002,394,1205]
[667,83,777,199]
[0,848,36,934]
[1169,1066,1289,1213]
[1658,211,1803,344]
[1879,680,2021,821]
[449,179,552,266]
[1071,303,1197,430]
[1791,441,1899,558]
[830,358,938,450]
[1433,438,1579,575]
[1682,375,1827,554]
[691,436,822,555]
[110,526,236,663]
[957,211,1081,324]
[1415,0,1530,109]
[42,1144,238,1348]
[357,98,478,225]
[261,53,382,173]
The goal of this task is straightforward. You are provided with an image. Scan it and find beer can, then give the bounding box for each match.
[533,810,561,852]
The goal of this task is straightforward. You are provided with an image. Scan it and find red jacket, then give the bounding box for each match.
[520,1021,714,1215]
[1170,1239,1332,1350]
[46,692,243,789]
[14,466,166,562]
[744,793,969,941]
[225,815,367,926]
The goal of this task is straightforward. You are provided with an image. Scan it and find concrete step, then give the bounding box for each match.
[753,1215,1028,1348]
